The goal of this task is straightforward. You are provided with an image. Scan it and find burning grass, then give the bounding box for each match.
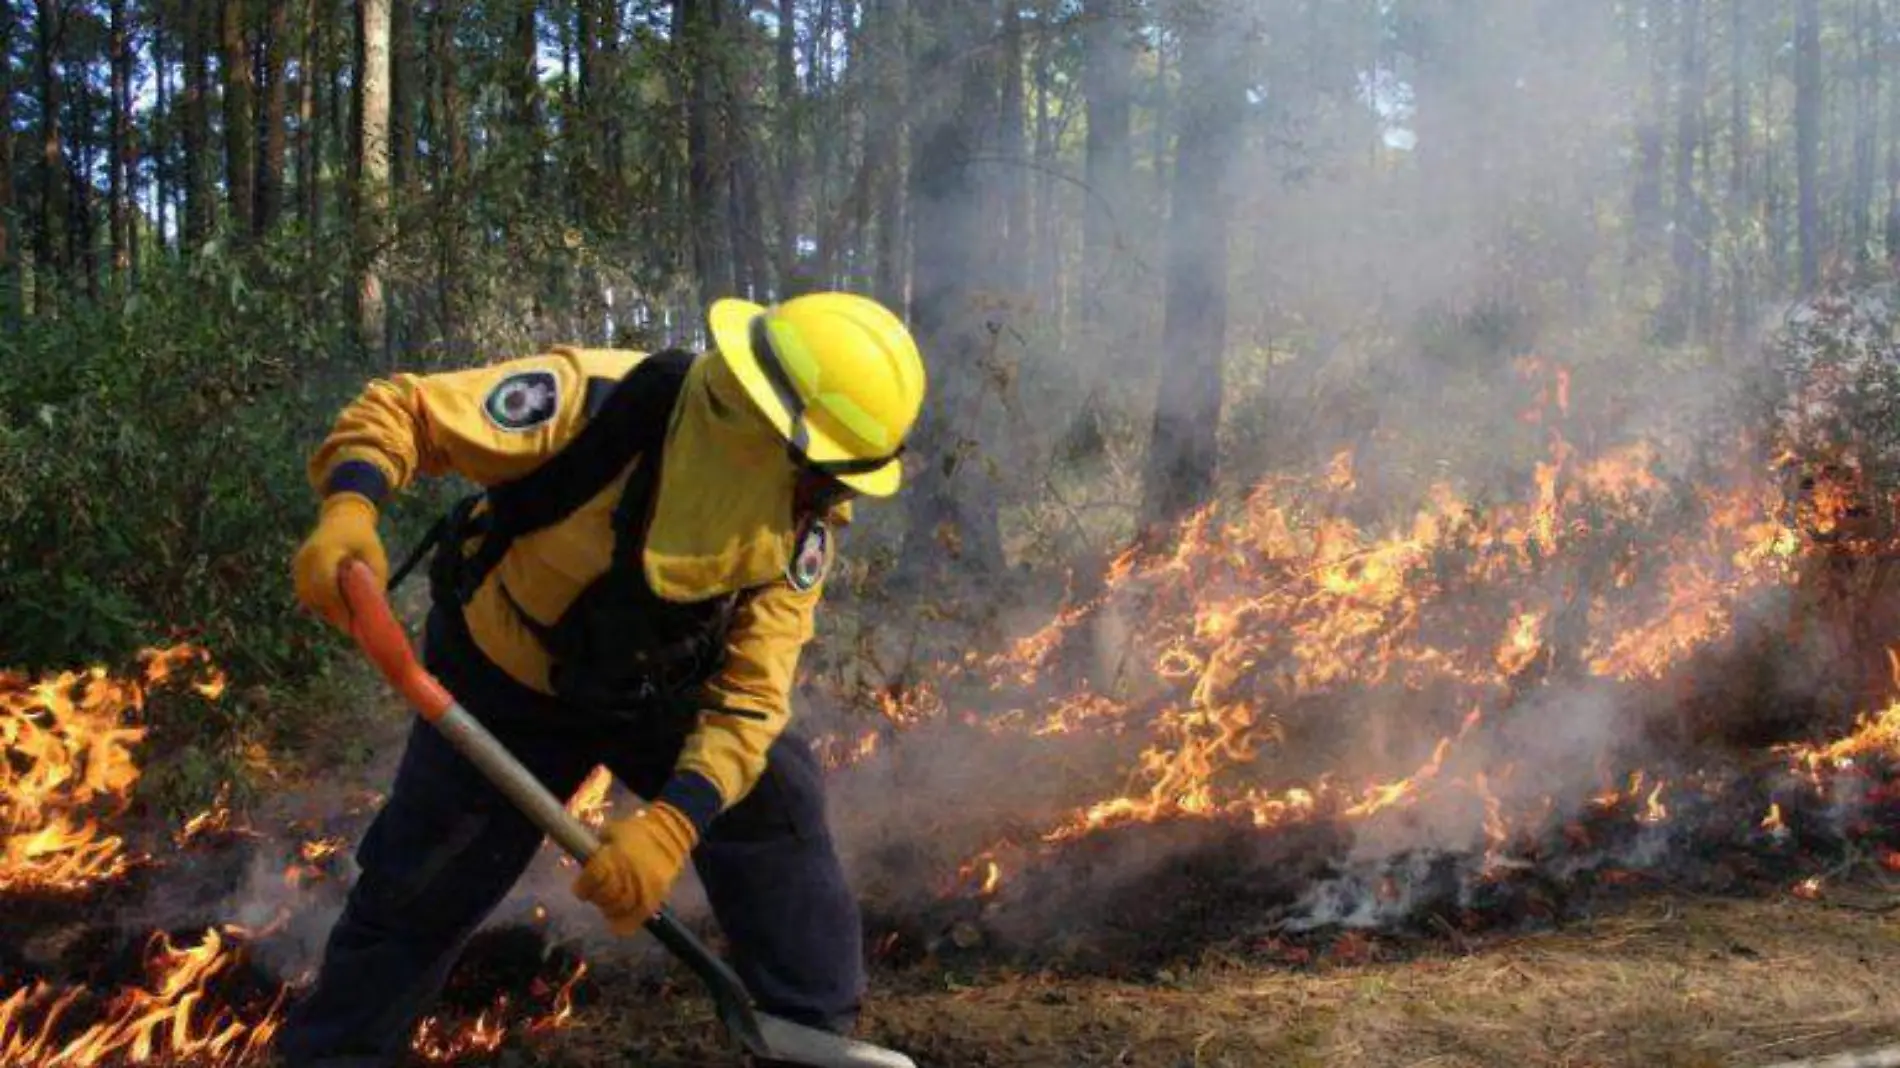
[18,343,1900,1063]
[0,649,594,1066]
[823,357,1900,977]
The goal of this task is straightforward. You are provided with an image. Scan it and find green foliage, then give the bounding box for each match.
[0,234,380,683]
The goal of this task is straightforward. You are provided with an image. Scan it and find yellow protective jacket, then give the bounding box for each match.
[308,346,846,829]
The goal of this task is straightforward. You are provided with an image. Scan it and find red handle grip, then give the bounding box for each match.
[339,559,455,722]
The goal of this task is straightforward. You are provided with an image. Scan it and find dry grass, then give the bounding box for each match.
[529,891,1900,1067]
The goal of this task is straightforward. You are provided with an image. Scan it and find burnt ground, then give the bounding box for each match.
[524,887,1900,1068]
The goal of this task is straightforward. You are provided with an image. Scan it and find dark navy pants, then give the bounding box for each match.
[276,610,865,1067]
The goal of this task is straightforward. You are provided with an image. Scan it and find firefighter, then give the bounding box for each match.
[277,293,926,1066]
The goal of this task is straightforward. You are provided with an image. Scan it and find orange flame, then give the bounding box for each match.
[565,767,615,831]
[0,927,284,1066]
[2,645,221,894]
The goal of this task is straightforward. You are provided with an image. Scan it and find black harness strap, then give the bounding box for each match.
[448,349,697,601]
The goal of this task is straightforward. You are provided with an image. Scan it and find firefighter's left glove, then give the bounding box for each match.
[292,493,388,633]
[573,801,697,935]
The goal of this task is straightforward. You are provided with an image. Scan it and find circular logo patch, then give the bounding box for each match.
[483,371,560,432]
[788,519,831,592]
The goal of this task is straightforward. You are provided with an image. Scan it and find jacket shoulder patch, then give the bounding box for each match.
[483,370,560,432]
[787,519,832,592]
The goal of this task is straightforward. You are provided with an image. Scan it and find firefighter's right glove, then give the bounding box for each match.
[292,493,388,632]
[573,802,697,934]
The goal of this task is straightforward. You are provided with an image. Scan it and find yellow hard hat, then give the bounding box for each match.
[708,292,927,497]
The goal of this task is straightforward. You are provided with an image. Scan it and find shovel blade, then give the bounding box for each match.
[751,1012,917,1068]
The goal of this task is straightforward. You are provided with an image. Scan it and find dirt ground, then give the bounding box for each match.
[521,891,1900,1068]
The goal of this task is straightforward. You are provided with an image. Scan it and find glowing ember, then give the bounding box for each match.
[1760,803,1786,835]
[174,785,244,848]
[565,767,615,831]
[1793,876,1825,900]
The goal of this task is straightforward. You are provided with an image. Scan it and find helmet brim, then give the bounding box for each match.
[708,298,905,498]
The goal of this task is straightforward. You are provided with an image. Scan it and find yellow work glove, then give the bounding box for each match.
[291,493,388,632]
[572,802,698,934]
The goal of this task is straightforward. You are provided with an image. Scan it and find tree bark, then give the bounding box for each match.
[1140,2,1245,535]
[390,0,415,203]
[1082,0,1133,332]
[1888,0,1900,268]
[109,0,130,276]
[70,42,94,299]
[359,0,391,354]
[0,2,16,319]
[1728,0,1752,338]
[298,0,321,239]
[576,0,597,228]
[993,0,1028,294]
[599,0,621,213]
[222,0,255,237]
[511,0,541,187]
[33,0,65,313]
[431,0,466,353]
[679,0,731,298]
[899,0,1008,585]
[865,0,906,308]
[1631,0,1669,248]
[1852,0,1880,263]
[1032,10,1060,320]
[182,0,213,246]
[1796,0,1822,292]
[257,0,289,234]
[152,17,169,256]
[775,0,801,286]
[1666,0,1705,341]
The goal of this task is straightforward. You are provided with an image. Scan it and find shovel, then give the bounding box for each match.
[337,559,915,1068]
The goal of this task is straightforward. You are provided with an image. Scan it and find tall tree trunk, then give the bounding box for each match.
[257,0,289,234]
[1796,0,1822,292]
[1630,0,1669,252]
[432,0,465,352]
[994,0,1028,294]
[223,0,255,237]
[1763,16,1785,285]
[866,0,906,308]
[1032,12,1060,322]
[1082,0,1133,333]
[109,0,130,276]
[121,1,140,273]
[33,0,65,314]
[511,0,540,188]
[599,0,621,215]
[183,0,213,246]
[390,0,415,203]
[298,0,321,239]
[1852,0,1880,264]
[1667,0,1705,341]
[899,0,1007,585]
[775,0,801,286]
[152,19,169,257]
[1728,0,1753,339]
[1140,2,1245,535]
[359,0,390,354]
[576,0,596,229]
[329,1,347,225]
[0,3,14,319]
[680,0,731,299]
[71,49,95,300]
[1888,0,1900,268]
